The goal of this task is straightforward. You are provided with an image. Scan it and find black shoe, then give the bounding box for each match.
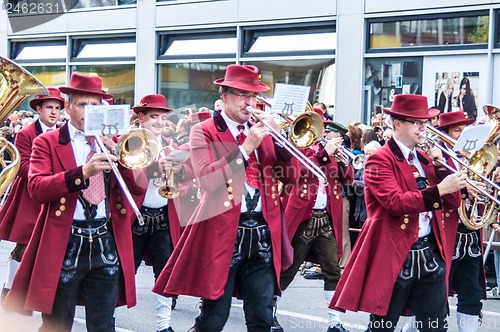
[157,328,175,332]
[303,271,323,279]
[0,285,9,304]
[327,323,349,332]
[171,298,177,310]
[271,315,284,332]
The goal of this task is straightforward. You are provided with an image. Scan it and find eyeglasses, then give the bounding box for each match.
[71,101,102,108]
[403,119,431,127]
[228,91,260,102]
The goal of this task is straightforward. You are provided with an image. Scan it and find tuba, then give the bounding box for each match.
[0,56,48,197]
[459,104,500,230]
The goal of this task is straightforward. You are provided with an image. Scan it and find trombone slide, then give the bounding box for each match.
[95,136,145,226]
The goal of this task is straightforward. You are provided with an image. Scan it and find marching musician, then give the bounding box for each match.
[330,94,466,332]
[273,111,353,332]
[435,110,485,331]
[131,94,193,332]
[153,64,297,332]
[0,88,64,302]
[3,72,145,331]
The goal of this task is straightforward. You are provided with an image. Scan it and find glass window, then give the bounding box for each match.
[72,36,136,61]
[363,57,423,124]
[159,62,231,110]
[72,64,135,106]
[243,23,336,57]
[11,40,67,62]
[368,12,489,51]
[159,30,237,59]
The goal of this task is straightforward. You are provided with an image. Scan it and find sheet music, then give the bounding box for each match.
[84,105,130,136]
[272,83,310,116]
[454,124,492,153]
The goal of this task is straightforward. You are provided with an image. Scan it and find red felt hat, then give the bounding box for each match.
[29,87,65,111]
[435,110,474,130]
[186,111,212,126]
[132,94,174,114]
[59,72,112,99]
[382,94,439,119]
[214,65,270,93]
[312,107,333,126]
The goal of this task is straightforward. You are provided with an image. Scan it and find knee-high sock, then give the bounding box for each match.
[401,316,418,332]
[156,294,173,331]
[457,312,480,332]
[324,290,341,325]
[4,259,20,289]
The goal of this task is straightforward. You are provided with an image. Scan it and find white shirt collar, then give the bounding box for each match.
[393,136,416,161]
[39,120,56,133]
[221,110,248,138]
[68,123,85,141]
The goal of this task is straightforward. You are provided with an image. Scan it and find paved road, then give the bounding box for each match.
[1,241,500,331]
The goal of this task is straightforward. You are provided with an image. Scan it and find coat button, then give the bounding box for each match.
[193,178,198,183]
[60,197,66,204]
[60,205,66,211]
[271,178,276,183]
[300,193,305,198]
[400,224,406,230]
[271,194,276,199]
[120,208,127,215]
[55,210,62,217]
[236,159,243,165]
[433,202,440,209]
[116,196,121,202]
[153,172,158,177]
[227,186,233,193]
[445,213,450,217]
[116,204,122,209]
[274,201,278,206]
[323,157,328,162]
[224,201,230,207]
[75,178,81,185]
[403,218,409,223]
[228,194,234,200]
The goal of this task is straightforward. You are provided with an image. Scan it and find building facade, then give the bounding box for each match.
[1,0,500,125]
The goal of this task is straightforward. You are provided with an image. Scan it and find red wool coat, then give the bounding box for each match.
[330,138,461,316]
[3,123,146,315]
[284,146,354,258]
[0,120,44,244]
[153,112,295,300]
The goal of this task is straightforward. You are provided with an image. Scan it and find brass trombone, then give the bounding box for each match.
[249,98,328,185]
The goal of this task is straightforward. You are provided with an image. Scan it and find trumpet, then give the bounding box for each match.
[157,143,179,199]
[319,139,366,170]
[246,103,328,186]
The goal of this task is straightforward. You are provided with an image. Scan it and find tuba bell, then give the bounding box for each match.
[0,57,48,197]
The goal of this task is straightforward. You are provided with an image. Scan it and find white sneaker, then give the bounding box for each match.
[487,287,499,298]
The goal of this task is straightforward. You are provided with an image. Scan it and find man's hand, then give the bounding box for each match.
[82,153,116,180]
[158,156,183,174]
[437,168,467,196]
[241,121,271,156]
[324,137,344,156]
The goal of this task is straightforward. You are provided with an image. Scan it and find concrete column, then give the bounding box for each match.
[134,0,157,104]
[334,0,365,125]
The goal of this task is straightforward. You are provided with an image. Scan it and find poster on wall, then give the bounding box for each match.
[433,71,479,121]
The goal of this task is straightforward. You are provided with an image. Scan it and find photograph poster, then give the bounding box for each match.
[433,71,479,121]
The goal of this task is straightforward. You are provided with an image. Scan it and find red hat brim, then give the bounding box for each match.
[59,86,113,99]
[29,96,65,111]
[214,77,270,93]
[383,106,440,119]
[435,118,474,130]
[132,105,174,114]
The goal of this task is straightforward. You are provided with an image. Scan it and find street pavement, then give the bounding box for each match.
[1,240,500,331]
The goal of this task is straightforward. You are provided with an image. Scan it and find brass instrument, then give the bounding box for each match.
[116,128,159,169]
[422,119,500,230]
[157,144,179,199]
[0,56,48,197]
[319,138,366,170]
[253,97,328,185]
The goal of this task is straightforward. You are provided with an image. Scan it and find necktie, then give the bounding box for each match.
[82,136,106,205]
[408,152,432,224]
[237,125,261,189]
